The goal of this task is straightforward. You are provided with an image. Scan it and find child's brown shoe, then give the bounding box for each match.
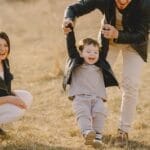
[83,130,96,145]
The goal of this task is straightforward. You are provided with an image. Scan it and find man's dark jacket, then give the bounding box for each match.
[64,0,150,62]
[0,59,13,96]
[63,30,118,90]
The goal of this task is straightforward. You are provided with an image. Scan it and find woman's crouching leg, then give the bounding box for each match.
[0,104,25,124]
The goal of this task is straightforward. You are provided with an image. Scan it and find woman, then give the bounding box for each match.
[0,32,32,135]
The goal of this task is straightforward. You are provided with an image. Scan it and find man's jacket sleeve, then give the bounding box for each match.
[64,0,104,20]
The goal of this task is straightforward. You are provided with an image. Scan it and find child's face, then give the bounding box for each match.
[0,38,9,61]
[80,44,99,65]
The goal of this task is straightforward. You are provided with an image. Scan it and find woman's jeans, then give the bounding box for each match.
[0,90,32,124]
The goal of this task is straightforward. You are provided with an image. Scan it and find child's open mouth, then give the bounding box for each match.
[88,57,95,61]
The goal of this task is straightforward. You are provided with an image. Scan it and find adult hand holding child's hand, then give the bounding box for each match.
[102,24,119,39]
[62,18,74,34]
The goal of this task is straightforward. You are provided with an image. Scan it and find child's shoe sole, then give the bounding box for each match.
[92,139,105,148]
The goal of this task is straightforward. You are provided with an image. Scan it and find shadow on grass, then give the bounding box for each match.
[0,143,80,150]
[0,135,80,150]
[1,134,150,150]
[103,134,150,150]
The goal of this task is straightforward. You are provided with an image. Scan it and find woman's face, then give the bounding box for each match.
[115,0,132,10]
[0,38,9,61]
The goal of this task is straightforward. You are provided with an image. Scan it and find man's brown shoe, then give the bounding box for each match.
[115,129,128,147]
[0,128,6,136]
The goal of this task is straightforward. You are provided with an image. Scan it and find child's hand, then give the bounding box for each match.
[62,18,74,34]
[7,96,27,109]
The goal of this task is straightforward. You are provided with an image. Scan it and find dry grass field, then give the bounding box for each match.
[0,0,149,149]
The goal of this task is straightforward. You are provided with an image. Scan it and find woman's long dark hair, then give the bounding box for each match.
[0,32,10,54]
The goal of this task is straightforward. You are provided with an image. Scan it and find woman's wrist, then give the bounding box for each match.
[6,96,14,104]
[5,96,10,103]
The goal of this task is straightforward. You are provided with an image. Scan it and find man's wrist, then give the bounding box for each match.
[114,30,119,39]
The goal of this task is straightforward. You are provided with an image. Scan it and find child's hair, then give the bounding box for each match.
[0,32,10,54]
[78,38,99,52]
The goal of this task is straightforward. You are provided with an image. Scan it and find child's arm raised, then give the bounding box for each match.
[66,24,80,58]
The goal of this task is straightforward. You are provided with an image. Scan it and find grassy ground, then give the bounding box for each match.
[0,0,149,149]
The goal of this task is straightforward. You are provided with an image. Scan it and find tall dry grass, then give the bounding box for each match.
[0,0,149,149]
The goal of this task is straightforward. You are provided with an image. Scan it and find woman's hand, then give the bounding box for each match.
[7,96,27,109]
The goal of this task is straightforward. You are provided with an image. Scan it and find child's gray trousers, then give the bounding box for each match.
[72,94,107,135]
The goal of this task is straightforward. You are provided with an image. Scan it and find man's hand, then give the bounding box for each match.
[102,24,119,39]
[62,18,74,34]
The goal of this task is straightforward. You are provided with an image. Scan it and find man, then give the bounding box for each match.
[62,0,150,147]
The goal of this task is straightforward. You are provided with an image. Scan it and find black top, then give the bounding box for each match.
[0,59,13,96]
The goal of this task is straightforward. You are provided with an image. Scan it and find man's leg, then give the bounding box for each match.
[119,46,145,132]
[106,45,121,67]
